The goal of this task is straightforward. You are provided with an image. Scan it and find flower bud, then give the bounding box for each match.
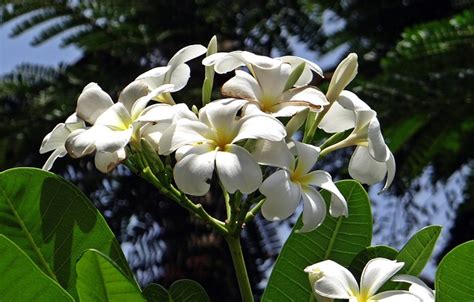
[326,53,358,103]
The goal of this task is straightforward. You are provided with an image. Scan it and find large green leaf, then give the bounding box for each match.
[143,283,168,302]
[142,280,210,302]
[0,234,74,301]
[76,249,145,301]
[436,240,474,301]
[396,225,441,276]
[382,225,441,291]
[262,180,372,302]
[348,245,398,280]
[0,167,134,299]
[168,279,210,302]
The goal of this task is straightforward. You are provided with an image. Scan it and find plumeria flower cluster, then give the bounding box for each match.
[40,37,396,233]
[304,258,434,302]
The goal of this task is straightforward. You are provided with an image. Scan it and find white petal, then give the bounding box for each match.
[270,104,308,117]
[302,170,348,217]
[353,109,377,134]
[202,52,230,66]
[40,123,71,153]
[371,290,421,302]
[215,144,262,194]
[241,51,281,69]
[118,81,149,112]
[168,63,190,91]
[95,103,132,130]
[94,148,126,173]
[172,103,198,121]
[76,82,114,124]
[337,90,371,111]
[360,258,405,298]
[200,98,246,130]
[294,141,321,176]
[65,128,97,158]
[307,260,359,299]
[318,101,357,133]
[368,119,389,162]
[135,103,175,123]
[392,275,434,302]
[42,148,67,170]
[281,86,329,108]
[299,186,327,232]
[173,144,216,196]
[168,44,207,67]
[213,51,246,73]
[260,170,301,221]
[278,55,324,82]
[135,66,170,89]
[94,126,133,153]
[253,62,291,102]
[140,121,173,151]
[252,139,294,170]
[381,151,396,193]
[130,84,175,119]
[158,120,211,155]
[349,146,388,185]
[233,114,286,143]
[221,70,261,101]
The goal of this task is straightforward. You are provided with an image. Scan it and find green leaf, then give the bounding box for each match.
[76,249,145,302]
[348,245,398,280]
[262,180,372,302]
[436,240,474,301]
[383,225,441,291]
[0,234,74,301]
[142,283,168,302]
[0,167,134,299]
[168,279,210,302]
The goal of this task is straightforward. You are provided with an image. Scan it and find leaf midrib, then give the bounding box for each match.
[324,183,356,260]
[0,183,58,282]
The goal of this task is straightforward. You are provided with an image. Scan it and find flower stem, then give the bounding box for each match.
[225,235,254,302]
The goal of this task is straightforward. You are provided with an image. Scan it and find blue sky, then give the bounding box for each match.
[0,18,82,75]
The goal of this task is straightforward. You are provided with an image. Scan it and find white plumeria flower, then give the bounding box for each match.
[392,275,435,302]
[159,98,286,196]
[304,258,421,302]
[136,44,207,104]
[255,140,347,232]
[319,90,395,191]
[206,51,328,117]
[66,82,175,172]
[203,50,323,82]
[39,113,85,170]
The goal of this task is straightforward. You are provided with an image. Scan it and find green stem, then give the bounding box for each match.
[244,198,266,224]
[225,235,254,302]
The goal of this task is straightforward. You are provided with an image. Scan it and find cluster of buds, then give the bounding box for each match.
[40,37,395,232]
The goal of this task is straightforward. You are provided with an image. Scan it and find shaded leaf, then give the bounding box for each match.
[142,283,168,302]
[169,279,210,302]
[0,167,133,299]
[76,249,145,302]
[0,234,74,301]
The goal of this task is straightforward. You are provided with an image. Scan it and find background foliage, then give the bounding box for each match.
[1,0,473,300]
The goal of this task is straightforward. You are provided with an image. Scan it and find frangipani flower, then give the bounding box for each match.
[136,44,207,104]
[39,113,85,170]
[319,91,395,191]
[159,98,286,196]
[256,140,347,232]
[305,258,420,302]
[66,82,175,172]
[217,52,328,117]
[392,275,435,302]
